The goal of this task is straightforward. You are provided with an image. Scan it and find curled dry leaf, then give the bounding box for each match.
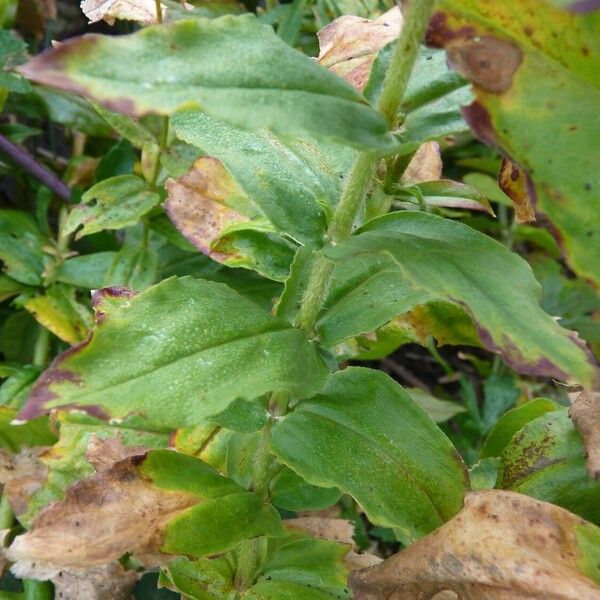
[6,441,199,576]
[401,141,443,185]
[0,447,48,517]
[85,433,148,473]
[164,157,250,263]
[317,7,403,91]
[570,390,600,479]
[498,158,536,223]
[80,0,166,25]
[50,563,137,600]
[350,490,600,600]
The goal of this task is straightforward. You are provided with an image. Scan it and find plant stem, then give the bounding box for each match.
[0,134,71,202]
[22,580,53,600]
[154,0,163,23]
[297,0,436,335]
[150,116,169,189]
[32,326,51,369]
[0,494,13,529]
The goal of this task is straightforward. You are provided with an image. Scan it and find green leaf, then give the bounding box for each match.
[480,397,560,459]
[95,139,137,181]
[497,409,600,525]
[469,457,499,490]
[0,365,40,410]
[430,0,600,285]
[171,111,353,246]
[1,312,38,363]
[406,387,466,423]
[325,211,600,386]
[104,239,158,291]
[91,101,156,149]
[0,210,48,286]
[19,276,329,429]
[0,406,55,452]
[54,252,118,289]
[0,274,32,301]
[64,175,159,239]
[481,373,520,432]
[269,467,341,512]
[271,367,469,539]
[208,398,269,433]
[20,16,393,150]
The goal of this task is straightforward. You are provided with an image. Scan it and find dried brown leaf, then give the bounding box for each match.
[0,447,48,517]
[6,443,199,575]
[85,434,148,473]
[570,390,600,479]
[80,0,166,25]
[317,7,403,91]
[350,490,600,600]
[285,517,355,544]
[498,157,536,223]
[164,157,249,263]
[50,563,137,600]
[401,141,443,185]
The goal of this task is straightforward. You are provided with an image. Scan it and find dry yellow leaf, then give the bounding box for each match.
[80,0,166,25]
[350,490,600,600]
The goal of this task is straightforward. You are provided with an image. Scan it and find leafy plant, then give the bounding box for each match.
[0,0,598,598]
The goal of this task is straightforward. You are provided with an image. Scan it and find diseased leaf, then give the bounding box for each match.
[316,7,402,91]
[18,277,328,428]
[400,141,442,185]
[49,563,138,600]
[570,391,600,479]
[81,0,166,25]
[498,157,536,223]
[349,490,600,599]
[64,175,159,239]
[497,409,600,524]
[7,444,281,575]
[427,0,600,285]
[19,16,393,150]
[271,367,469,540]
[480,397,559,458]
[325,212,600,386]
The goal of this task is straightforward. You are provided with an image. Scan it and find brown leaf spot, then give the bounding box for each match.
[425,11,476,48]
[498,158,536,223]
[164,157,249,263]
[349,490,600,599]
[446,36,523,94]
[462,101,497,147]
[285,517,355,545]
[91,287,137,324]
[317,7,403,91]
[569,391,600,479]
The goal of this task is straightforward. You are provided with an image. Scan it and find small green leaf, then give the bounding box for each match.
[406,387,466,423]
[0,365,40,410]
[95,139,137,182]
[64,175,159,239]
[91,101,156,149]
[325,212,600,386]
[0,406,55,452]
[54,252,118,289]
[497,409,600,525]
[19,276,329,428]
[20,16,393,150]
[480,397,559,459]
[271,367,469,539]
[269,467,341,512]
[0,210,48,286]
[104,240,158,291]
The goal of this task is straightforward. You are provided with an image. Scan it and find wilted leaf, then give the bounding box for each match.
[427,1,600,285]
[498,157,536,223]
[7,445,281,575]
[350,490,600,599]
[18,277,328,429]
[0,447,48,516]
[64,175,160,239]
[400,141,442,185]
[317,7,402,91]
[570,391,600,479]
[325,212,600,386]
[19,16,392,150]
[50,563,138,600]
[81,0,166,25]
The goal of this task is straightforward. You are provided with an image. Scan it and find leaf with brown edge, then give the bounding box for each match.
[164,156,251,263]
[6,444,281,577]
[349,490,600,600]
[317,7,403,91]
[81,0,166,25]
[400,141,442,185]
[498,158,536,223]
[427,1,600,286]
[570,391,600,479]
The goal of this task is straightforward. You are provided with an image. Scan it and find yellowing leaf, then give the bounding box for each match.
[570,391,600,479]
[317,7,403,91]
[164,157,251,263]
[80,0,166,25]
[350,490,600,599]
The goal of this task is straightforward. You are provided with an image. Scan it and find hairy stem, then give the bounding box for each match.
[150,116,169,189]
[0,134,70,202]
